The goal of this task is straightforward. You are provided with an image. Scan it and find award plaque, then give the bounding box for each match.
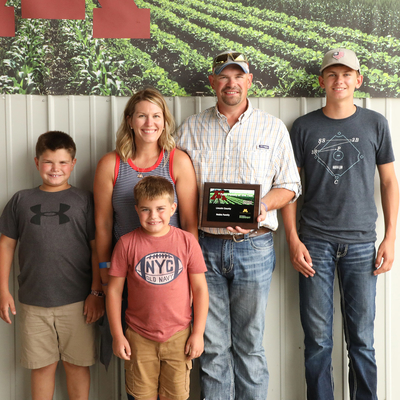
[201,182,261,229]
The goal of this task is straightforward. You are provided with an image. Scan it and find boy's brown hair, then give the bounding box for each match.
[35,131,76,159]
[134,176,175,205]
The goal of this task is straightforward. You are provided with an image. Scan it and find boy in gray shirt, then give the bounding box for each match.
[0,131,104,400]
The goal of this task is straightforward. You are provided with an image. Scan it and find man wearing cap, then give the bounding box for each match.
[176,51,301,399]
[282,48,399,399]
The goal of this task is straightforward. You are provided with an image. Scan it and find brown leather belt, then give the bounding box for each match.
[201,227,272,242]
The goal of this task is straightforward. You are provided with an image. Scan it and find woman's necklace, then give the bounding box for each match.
[135,150,164,178]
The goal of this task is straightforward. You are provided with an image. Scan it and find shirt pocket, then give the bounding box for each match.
[238,149,274,184]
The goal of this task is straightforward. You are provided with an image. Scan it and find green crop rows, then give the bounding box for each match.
[140,0,400,96]
[0,0,187,96]
[0,0,399,96]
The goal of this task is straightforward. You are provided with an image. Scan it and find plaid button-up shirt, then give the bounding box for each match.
[176,100,301,234]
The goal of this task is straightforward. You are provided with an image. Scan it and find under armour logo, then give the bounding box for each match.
[30,204,71,225]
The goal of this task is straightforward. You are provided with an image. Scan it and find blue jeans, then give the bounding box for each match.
[299,236,378,400]
[199,231,275,400]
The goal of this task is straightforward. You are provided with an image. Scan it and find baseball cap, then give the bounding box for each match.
[320,48,361,74]
[212,51,250,75]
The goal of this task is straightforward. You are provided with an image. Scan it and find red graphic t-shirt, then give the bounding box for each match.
[110,226,207,342]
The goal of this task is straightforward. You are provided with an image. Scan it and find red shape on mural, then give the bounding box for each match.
[21,0,85,20]
[0,1,15,37]
[93,0,150,39]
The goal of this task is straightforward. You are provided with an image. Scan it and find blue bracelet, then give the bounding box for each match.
[261,202,268,212]
[99,262,111,269]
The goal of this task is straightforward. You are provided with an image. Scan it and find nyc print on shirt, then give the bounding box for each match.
[136,252,183,285]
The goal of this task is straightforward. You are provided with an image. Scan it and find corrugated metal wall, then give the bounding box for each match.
[1,95,400,400]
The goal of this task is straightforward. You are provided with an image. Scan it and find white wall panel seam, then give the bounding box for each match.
[195,96,202,114]
[5,94,13,196]
[300,97,307,116]
[111,96,119,151]
[26,95,35,185]
[89,89,100,400]
[47,95,54,130]
[365,97,371,110]
[174,96,182,126]
[342,337,348,400]
[385,96,392,400]
[89,96,97,183]
[278,235,286,400]
[4,94,16,400]
[68,96,76,187]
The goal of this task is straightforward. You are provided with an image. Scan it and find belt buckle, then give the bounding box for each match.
[232,234,245,243]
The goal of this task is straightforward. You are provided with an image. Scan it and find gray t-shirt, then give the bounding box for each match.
[290,106,394,243]
[0,186,95,307]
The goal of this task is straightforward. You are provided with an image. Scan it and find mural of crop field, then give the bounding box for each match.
[1,0,399,97]
[209,189,255,206]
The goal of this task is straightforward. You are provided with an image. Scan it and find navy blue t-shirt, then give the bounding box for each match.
[290,106,394,243]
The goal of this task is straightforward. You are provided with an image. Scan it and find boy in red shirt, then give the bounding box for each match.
[107,176,208,400]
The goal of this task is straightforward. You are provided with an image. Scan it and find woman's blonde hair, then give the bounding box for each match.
[116,87,176,162]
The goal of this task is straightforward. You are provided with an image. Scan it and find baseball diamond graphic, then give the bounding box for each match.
[30,203,71,225]
[313,132,363,184]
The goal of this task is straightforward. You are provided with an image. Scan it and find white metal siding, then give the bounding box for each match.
[0,95,399,400]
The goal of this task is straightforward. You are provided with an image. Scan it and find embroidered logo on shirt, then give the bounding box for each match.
[257,145,269,149]
[30,204,71,225]
[135,252,183,285]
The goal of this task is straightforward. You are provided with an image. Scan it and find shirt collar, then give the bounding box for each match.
[214,99,254,124]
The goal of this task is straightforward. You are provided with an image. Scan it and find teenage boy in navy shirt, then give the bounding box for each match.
[282,48,399,400]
